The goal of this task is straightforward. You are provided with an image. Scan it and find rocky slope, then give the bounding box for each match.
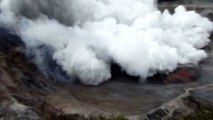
[0,1,213,120]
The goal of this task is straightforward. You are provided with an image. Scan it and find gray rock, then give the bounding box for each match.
[0,102,42,120]
[189,84,213,107]
[145,84,213,120]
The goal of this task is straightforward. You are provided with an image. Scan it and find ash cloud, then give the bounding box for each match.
[0,0,212,85]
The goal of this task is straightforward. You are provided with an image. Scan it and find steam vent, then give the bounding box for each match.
[0,0,213,120]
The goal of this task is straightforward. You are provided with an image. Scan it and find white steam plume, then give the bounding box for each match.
[0,0,212,85]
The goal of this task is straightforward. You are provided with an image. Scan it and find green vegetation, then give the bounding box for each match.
[91,115,129,120]
[111,115,129,120]
[183,106,213,120]
[43,112,129,120]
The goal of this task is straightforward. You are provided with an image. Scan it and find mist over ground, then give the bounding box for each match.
[0,0,212,85]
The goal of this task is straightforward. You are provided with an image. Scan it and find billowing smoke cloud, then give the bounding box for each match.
[0,0,212,85]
